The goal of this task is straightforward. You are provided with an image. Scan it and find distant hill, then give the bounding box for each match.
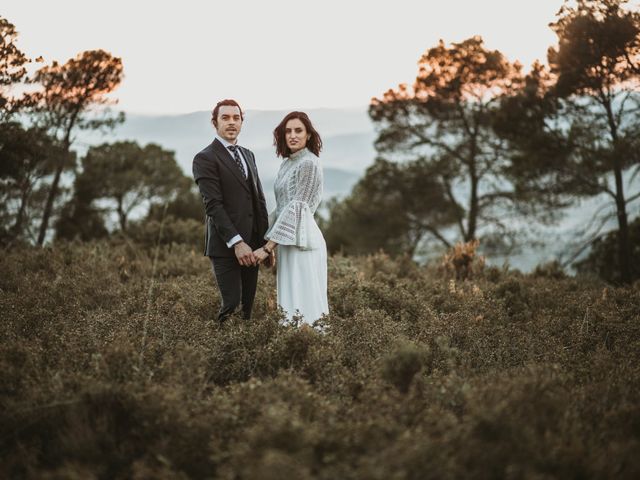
[80,108,374,173]
[79,107,374,208]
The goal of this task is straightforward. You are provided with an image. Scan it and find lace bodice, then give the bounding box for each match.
[265,148,323,249]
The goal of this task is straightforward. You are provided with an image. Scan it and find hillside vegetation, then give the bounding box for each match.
[1,243,639,479]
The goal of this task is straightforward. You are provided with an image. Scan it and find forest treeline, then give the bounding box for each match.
[1,0,639,283]
[323,0,640,284]
[0,17,202,249]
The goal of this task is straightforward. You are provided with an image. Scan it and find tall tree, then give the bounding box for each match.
[146,178,203,223]
[0,16,30,120]
[368,37,553,253]
[575,217,640,283]
[54,156,108,242]
[323,158,458,256]
[0,123,65,243]
[496,0,640,283]
[73,141,185,232]
[29,49,124,245]
[0,16,65,245]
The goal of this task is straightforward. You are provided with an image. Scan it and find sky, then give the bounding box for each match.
[5,0,576,114]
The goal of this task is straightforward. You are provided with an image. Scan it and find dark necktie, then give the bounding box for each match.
[227,145,247,178]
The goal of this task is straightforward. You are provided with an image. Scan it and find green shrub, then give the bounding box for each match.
[1,242,639,479]
[381,341,426,393]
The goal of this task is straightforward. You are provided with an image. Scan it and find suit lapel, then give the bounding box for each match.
[211,139,250,193]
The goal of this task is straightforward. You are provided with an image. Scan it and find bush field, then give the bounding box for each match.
[1,242,639,479]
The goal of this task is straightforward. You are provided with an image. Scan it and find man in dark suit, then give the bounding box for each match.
[192,99,270,322]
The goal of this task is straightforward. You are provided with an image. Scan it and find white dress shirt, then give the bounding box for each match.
[215,134,248,177]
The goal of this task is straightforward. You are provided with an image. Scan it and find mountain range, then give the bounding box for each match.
[80,107,375,207]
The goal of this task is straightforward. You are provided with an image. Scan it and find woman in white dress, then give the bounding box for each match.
[253,112,329,324]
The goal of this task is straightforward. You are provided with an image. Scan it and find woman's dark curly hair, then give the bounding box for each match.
[273,111,322,158]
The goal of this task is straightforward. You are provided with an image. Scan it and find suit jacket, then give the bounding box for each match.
[192,139,269,257]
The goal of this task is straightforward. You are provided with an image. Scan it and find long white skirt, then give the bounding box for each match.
[277,224,328,324]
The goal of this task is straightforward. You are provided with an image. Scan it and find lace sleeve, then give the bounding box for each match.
[265,158,321,249]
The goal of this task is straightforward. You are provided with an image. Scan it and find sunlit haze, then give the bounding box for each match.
[5,0,575,114]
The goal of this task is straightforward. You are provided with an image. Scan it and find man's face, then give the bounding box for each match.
[215,105,243,143]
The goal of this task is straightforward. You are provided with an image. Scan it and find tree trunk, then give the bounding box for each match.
[613,165,632,283]
[467,176,479,241]
[117,198,127,232]
[603,96,632,283]
[37,121,75,246]
[12,182,30,237]
[466,139,479,242]
[37,164,63,245]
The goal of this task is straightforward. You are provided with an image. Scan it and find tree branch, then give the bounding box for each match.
[559,211,616,268]
[615,90,634,126]
[478,190,516,209]
[442,176,467,238]
[625,190,640,205]
[422,225,452,248]
[624,51,640,75]
[407,125,468,164]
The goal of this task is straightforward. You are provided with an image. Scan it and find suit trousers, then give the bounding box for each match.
[209,231,261,321]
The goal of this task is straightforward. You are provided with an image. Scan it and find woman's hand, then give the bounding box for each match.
[253,247,270,264]
[254,241,277,267]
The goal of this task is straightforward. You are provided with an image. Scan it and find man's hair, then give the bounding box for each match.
[211,99,243,127]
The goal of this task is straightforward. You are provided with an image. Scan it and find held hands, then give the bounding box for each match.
[253,246,276,268]
[233,241,275,267]
[234,241,257,266]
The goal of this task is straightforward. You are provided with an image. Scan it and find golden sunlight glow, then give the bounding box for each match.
[2,0,595,113]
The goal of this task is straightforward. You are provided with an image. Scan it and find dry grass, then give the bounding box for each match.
[1,242,639,479]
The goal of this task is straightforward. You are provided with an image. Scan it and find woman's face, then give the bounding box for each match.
[285,118,310,154]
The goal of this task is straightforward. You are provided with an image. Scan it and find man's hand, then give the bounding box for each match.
[253,247,270,265]
[234,241,256,266]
